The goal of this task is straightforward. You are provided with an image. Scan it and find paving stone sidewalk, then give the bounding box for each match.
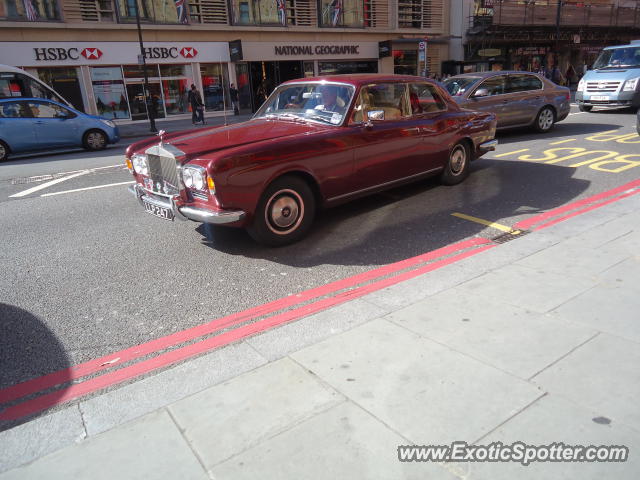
[117,113,253,140]
[1,192,639,479]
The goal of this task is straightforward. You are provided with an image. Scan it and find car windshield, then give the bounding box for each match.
[593,47,640,69]
[253,82,355,125]
[442,77,480,96]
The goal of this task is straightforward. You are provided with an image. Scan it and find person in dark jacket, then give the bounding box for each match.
[188,84,205,125]
[230,83,239,115]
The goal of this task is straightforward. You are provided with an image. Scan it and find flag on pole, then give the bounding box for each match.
[175,0,188,24]
[330,0,342,26]
[276,0,286,26]
[23,0,38,21]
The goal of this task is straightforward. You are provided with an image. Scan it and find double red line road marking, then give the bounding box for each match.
[1,179,639,421]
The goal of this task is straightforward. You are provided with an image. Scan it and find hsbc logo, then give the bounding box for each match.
[180,47,198,58]
[81,48,102,60]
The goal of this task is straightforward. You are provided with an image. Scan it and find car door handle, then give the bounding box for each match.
[34,121,45,124]
[403,127,420,134]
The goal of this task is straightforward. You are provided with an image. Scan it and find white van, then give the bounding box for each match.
[575,40,640,112]
[0,64,72,107]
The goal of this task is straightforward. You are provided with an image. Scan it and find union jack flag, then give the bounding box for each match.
[23,0,38,21]
[330,0,341,26]
[276,0,286,26]
[175,0,188,24]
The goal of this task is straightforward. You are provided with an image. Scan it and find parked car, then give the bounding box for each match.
[0,98,120,161]
[442,71,570,133]
[126,74,497,246]
[576,40,640,112]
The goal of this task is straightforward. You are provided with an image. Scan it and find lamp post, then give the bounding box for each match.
[133,0,157,133]
[555,0,563,52]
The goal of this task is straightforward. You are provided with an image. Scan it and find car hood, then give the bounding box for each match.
[127,118,331,161]
[586,68,640,81]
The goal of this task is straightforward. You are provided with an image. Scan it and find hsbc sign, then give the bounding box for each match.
[33,45,197,62]
[1,42,229,66]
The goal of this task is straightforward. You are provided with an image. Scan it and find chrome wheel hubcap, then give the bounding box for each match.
[87,132,105,149]
[450,145,466,175]
[539,109,554,130]
[266,189,304,234]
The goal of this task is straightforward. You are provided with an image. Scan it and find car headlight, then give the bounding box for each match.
[182,169,194,188]
[132,153,148,175]
[623,77,639,91]
[182,167,206,192]
[577,79,585,92]
[100,119,116,128]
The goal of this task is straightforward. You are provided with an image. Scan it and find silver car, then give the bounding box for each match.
[443,71,571,133]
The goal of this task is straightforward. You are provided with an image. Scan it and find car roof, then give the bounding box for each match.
[447,71,544,79]
[281,74,439,87]
[0,97,62,103]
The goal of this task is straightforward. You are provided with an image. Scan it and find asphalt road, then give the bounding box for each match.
[1,106,638,399]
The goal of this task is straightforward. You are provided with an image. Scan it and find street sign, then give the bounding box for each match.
[419,41,426,51]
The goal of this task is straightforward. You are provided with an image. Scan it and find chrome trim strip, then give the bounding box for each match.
[326,167,443,203]
[479,139,498,151]
[129,184,244,224]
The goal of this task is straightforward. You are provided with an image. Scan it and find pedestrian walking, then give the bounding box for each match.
[188,84,205,125]
[230,83,240,115]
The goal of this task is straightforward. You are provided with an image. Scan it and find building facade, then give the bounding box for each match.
[0,0,451,121]
[460,0,640,83]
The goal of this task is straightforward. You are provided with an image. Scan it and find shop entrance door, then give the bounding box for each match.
[125,82,165,121]
[248,61,304,112]
[51,77,85,112]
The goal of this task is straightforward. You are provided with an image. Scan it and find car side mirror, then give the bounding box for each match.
[364,110,384,129]
[472,88,490,98]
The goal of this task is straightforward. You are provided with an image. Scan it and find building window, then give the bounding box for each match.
[200,63,230,111]
[318,0,363,27]
[318,60,377,75]
[116,0,188,23]
[398,0,444,29]
[230,0,285,25]
[0,0,61,21]
[91,66,131,119]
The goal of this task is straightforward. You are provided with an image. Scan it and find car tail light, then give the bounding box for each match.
[564,92,570,101]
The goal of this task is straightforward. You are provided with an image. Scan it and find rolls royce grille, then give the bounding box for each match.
[147,153,180,195]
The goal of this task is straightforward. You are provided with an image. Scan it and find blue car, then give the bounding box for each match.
[0,98,120,161]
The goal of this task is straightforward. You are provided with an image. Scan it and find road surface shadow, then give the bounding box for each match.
[197,159,591,267]
[0,303,71,431]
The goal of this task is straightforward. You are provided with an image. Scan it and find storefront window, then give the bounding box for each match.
[393,50,417,75]
[90,67,130,119]
[0,0,61,21]
[160,64,192,115]
[318,60,377,75]
[116,0,186,23]
[319,0,363,27]
[230,0,283,25]
[36,67,86,112]
[304,61,315,77]
[122,64,165,120]
[200,63,230,111]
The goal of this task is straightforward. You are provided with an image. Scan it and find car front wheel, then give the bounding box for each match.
[440,142,470,186]
[534,106,556,133]
[248,175,316,246]
[83,129,107,151]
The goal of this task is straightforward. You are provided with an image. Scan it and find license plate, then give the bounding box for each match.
[589,95,609,101]
[143,199,174,221]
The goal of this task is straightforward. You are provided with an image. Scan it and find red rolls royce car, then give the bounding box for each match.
[126,74,497,246]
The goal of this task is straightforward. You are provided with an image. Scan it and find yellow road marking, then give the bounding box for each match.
[494,149,529,158]
[550,138,576,145]
[452,212,521,235]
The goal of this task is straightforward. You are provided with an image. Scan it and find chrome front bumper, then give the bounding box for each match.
[479,139,498,152]
[128,184,246,225]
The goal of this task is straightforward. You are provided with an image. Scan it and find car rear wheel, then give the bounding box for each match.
[0,141,8,162]
[440,142,470,186]
[579,104,593,112]
[248,176,316,247]
[534,106,556,133]
[83,129,107,151]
